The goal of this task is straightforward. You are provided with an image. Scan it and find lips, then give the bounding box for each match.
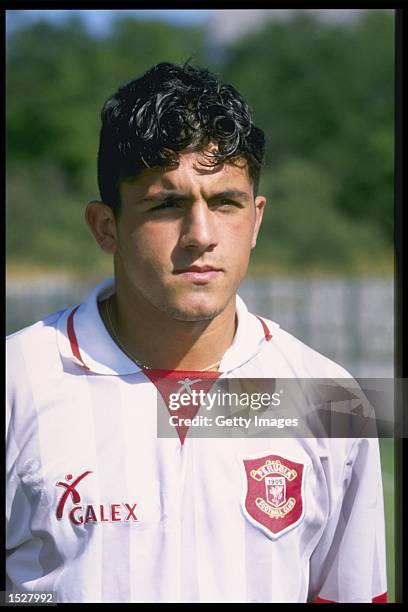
[174,265,222,283]
[176,266,219,273]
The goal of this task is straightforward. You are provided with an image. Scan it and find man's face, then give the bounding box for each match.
[112,150,266,321]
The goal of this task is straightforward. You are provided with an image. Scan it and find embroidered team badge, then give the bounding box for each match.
[241,454,305,539]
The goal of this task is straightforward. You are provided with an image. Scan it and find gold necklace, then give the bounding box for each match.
[104,297,221,372]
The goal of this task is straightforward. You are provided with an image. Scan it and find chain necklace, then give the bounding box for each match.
[104,297,222,372]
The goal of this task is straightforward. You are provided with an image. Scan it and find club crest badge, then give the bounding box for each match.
[240,454,305,539]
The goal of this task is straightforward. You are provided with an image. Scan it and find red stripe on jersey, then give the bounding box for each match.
[67,305,90,370]
[314,592,388,603]
[314,596,335,603]
[372,592,388,603]
[255,315,273,341]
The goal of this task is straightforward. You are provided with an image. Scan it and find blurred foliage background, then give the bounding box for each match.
[6,10,394,277]
[5,11,396,600]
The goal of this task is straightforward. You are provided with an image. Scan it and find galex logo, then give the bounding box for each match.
[56,471,138,525]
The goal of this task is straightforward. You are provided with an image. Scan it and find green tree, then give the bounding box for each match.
[220,11,394,243]
[252,158,386,272]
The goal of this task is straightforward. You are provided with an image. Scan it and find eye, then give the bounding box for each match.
[213,199,241,209]
[149,200,180,212]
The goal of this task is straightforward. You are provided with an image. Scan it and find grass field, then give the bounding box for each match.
[379,438,395,602]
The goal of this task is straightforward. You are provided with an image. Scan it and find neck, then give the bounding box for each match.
[102,283,237,372]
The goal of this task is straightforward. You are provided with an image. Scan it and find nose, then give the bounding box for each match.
[178,201,218,251]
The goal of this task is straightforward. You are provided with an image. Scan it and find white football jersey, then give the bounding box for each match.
[6,278,387,603]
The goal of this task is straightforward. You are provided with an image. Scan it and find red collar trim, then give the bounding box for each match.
[65,302,272,373]
[67,305,90,370]
[255,315,273,341]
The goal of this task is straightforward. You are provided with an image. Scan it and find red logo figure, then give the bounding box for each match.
[56,472,92,519]
[55,471,138,525]
[241,454,305,539]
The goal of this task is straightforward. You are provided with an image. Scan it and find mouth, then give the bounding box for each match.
[173,265,222,284]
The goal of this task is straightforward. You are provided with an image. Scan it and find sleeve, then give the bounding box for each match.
[308,438,388,603]
[6,341,23,551]
[5,337,36,591]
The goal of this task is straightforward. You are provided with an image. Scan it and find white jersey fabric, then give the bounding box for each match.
[6,278,387,603]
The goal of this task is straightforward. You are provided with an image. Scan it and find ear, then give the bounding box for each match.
[251,196,267,249]
[85,201,117,254]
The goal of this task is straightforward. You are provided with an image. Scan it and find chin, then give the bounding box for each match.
[163,304,223,322]
[158,295,229,322]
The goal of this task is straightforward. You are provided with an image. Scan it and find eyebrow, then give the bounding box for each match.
[141,189,250,204]
[209,190,250,202]
[141,191,190,204]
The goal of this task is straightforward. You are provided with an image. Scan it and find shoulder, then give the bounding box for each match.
[6,307,70,378]
[7,308,66,345]
[6,307,78,427]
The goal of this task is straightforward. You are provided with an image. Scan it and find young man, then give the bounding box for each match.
[6,62,387,603]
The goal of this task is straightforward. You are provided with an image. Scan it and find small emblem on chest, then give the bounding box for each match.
[241,454,305,539]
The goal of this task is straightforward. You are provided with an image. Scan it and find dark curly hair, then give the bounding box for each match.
[97,61,266,215]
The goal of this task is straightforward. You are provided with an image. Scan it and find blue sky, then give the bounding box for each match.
[6,9,392,45]
[6,9,213,36]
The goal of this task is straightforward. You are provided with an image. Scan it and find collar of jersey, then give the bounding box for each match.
[56,277,279,376]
